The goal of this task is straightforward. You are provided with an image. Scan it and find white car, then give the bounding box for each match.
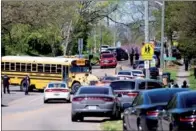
[43,81,71,103]
[117,70,144,79]
[101,45,109,52]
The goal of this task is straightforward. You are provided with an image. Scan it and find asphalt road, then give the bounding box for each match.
[2,60,130,130]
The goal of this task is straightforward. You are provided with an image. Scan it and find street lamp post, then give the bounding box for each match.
[155,1,165,78]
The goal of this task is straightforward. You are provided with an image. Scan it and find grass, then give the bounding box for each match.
[163,66,178,81]
[100,120,122,131]
[189,69,196,90]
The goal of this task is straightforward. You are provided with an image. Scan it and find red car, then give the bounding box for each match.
[100,53,117,68]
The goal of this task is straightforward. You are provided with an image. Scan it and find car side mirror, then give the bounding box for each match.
[123,103,132,110]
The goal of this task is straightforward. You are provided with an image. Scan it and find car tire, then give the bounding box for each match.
[72,83,81,94]
[79,116,84,122]
[67,98,71,103]
[44,100,48,104]
[71,114,78,122]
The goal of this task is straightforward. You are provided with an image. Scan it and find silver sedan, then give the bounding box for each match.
[71,86,121,122]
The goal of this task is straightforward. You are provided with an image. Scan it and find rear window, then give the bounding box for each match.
[102,54,114,58]
[118,72,131,76]
[110,81,135,90]
[136,61,144,65]
[104,77,119,81]
[102,46,108,48]
[132,71,143,76]
[182,94,196,108]
[79,87,109,95]
[139,82,163,89]
[48,83,66,88]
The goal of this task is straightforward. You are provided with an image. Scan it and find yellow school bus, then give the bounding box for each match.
[1,56,99,91]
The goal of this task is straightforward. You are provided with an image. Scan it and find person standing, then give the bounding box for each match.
[3,75,10,94]
[129,47,134,66]
[135,47,139,61]
[181,80,189,88]
[23,75,30,95]
[184,56,189,71]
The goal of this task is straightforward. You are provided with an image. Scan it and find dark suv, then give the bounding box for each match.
[110,79,163,111]
[106,47,128,61]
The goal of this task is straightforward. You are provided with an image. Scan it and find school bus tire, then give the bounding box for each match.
[20,80,25,91]
[71,82,81,94]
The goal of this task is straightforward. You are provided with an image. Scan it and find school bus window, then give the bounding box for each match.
[32,64,37,72]
[11,63,15,71]
[21,63,26,72]
[16,63,20,71]
[57,65,62,73]
[5,62,10,70]
[27,63,31,72]
[45,64,51,73]
[38,64,43,72]
[1,62,5,71]
[51,64,57,73]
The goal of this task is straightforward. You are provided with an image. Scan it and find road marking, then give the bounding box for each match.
[28,97,43,104]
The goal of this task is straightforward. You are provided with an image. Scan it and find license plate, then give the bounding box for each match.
[54,93,60,96]
[88,106,97,110]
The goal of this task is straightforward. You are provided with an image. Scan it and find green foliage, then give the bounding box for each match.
[2,1,118,56]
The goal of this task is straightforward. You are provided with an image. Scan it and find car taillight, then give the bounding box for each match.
[101,97,114,102]
[72,97,85,102]
[147,111,159,116]
[127,92,138,97]
[45,89,53,92]
[180,117,196,122]
[61,89,69,92]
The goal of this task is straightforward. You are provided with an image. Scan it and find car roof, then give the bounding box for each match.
[80,85,111,88]
[111,79,161,83]
[140,88,190,94]
[118,70,132,73]
[176,90,196,97]
[48,81,66,84]
[131,69,143,72]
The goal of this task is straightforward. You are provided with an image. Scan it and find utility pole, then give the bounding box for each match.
[144,1,150,82]
[160,1,165,78]
[64,20,72,55]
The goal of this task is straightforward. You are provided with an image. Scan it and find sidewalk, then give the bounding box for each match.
[176,65,190,86]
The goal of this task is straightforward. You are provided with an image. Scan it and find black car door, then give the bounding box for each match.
[126,94,143,130]
[160,95,177,131]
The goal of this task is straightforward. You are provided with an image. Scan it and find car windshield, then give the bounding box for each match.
[102,54,113,58]
[182,93,196,108]
[70,66,89,73]
[118,71,131,75]
[48,83,66,88]
[110,81,135,90]
[132,71,143,76]
[79,87,109,95]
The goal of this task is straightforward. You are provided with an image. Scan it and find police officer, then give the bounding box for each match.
[22,75,30,95]
[3,75,10,94]
[129,47,134,66]
[135,47,139,61]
